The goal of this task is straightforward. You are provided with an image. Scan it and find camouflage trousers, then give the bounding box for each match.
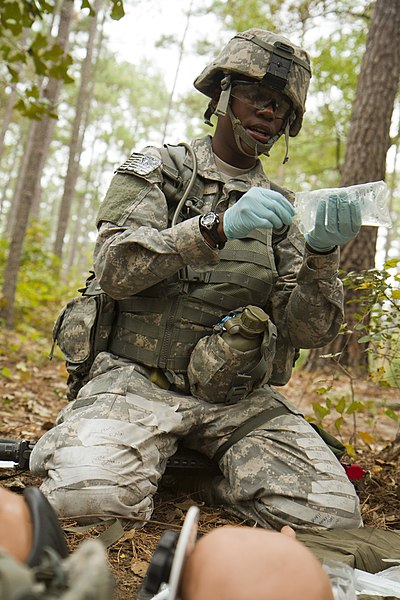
[0,540,113,600]
[30,353,362,531]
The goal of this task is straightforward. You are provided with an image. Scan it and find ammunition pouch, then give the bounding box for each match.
[51,275,115,400]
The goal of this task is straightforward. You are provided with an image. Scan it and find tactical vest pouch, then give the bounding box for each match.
[51,280,115,401]
[187,309,277,404]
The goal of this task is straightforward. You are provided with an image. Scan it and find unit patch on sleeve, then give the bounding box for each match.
[116,153,162,177]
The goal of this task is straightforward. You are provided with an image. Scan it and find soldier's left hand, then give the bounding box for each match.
[305,192,362,253]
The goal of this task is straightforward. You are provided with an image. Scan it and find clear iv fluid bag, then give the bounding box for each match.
[294,181,392,233]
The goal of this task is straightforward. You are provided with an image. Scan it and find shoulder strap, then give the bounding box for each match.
[269,180,295,245]
[160,144,183,200]
[269,179,294,203]
[160,144,205,222]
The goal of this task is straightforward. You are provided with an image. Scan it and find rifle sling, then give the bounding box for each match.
[213,404,291,464]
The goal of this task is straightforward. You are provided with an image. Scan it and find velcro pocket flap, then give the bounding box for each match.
[54,296,98,363]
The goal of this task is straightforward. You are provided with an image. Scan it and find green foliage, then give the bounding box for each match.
[342,259,400,386]
[0,0,125,120]
[90,54,170,152]
[308,258,400,451]
[0,222,81,338]
[209,0,372,39]
[175,89,211,139]
[1,1,74,118]
[310,392,376,456]
[208,0,277,32]
[80,0,125,20]
[0,366,11,379]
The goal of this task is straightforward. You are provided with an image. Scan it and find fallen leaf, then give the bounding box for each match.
[130,559,149,576]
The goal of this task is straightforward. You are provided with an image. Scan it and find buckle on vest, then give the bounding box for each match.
[178,266,211,283]
[225,374,252,404]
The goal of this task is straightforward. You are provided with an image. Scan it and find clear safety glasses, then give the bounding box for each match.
[230,80,292,120]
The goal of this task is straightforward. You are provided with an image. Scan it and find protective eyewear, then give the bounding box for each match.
[231,80,292,120]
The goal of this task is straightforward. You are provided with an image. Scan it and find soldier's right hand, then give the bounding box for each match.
[223,187,295,240]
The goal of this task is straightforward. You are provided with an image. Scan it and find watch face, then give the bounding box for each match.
[201,212,217,229]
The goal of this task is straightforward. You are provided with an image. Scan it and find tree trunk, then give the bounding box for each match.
[65,192,87,273]
[306,0,400,374]
[4,124,37,238]
[0,134,24,223]
[0,29,29,162]
[64,119,107,276]
[0,85,17,161]
[0,0,74,329]
[28,4,62,220]
[53,0,103,260]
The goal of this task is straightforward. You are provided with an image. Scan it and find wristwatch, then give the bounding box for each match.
[199,212,225,250]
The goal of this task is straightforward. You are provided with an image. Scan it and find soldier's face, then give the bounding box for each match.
[212,84,287,167]
[231,93,285,149]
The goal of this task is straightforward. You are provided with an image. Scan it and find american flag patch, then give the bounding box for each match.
[116,153,162,176]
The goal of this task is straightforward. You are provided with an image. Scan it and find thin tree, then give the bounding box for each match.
[0,0,75,328]
[383,109,400,263]
[0,86,17,161]
[306,0,400,374]
[53,0,104,260]
[0,137,27,225]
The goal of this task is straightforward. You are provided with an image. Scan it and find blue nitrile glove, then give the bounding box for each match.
[305,192,362,252]
[223,187,295,240]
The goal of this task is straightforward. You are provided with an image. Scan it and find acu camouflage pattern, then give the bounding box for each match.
[31,353,361,530]
[194,28,311,136]
[95,136,343,386]
[187,312,277,404]
[30,135,362,531]
[107,223,279,379]
[54,296,98,364]
[0,540,114,600]
[53,277,116,400]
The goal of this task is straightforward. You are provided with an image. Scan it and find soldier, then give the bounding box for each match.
[31,28,363,531]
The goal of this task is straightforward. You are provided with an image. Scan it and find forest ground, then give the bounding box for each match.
[0,330,399,600]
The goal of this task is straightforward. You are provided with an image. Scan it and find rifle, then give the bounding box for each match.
[0,437,219,477]
[0,438,35,471]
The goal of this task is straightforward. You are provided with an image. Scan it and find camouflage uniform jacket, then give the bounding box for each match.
[94,135,343,386]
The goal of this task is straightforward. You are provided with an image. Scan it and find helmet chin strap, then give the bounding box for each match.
[228,107,295,163]
[213,75,294,162]
[227,106,271,158]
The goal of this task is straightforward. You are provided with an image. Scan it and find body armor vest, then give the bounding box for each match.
[108,144,279,375]
[53,144,299,400]
[108,229,277,373]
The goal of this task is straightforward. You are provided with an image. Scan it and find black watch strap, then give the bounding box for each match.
[199,212,226,250]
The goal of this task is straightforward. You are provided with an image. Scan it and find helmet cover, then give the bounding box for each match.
[194,29,311,136]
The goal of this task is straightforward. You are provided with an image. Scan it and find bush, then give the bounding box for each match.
[0,223,85,338]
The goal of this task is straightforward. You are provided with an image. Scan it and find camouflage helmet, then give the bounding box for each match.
[194,29,312,137]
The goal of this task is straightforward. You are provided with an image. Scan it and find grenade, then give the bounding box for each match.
[220,305,269,352]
